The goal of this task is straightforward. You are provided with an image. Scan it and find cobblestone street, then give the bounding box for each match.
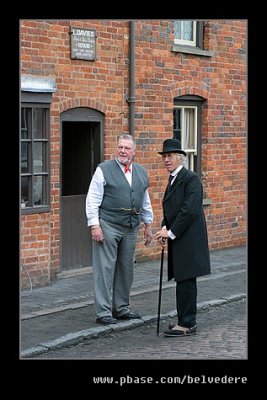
[35,299,246,360]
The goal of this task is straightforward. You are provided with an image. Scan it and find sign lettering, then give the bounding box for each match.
[70,27,96,61]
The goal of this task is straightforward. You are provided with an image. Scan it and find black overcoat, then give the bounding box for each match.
[162,167,211,282]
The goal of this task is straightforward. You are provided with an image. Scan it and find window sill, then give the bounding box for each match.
[21,206,50,215]
[172,44,214,57]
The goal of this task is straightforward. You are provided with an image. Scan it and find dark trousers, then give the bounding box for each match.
[176,277,197,328]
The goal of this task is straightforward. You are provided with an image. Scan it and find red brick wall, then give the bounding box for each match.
[20,20,247,287]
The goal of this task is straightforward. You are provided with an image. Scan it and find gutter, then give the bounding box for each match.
[128,20,135,137]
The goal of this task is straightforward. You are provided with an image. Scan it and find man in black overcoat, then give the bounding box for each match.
[155,138,211,337]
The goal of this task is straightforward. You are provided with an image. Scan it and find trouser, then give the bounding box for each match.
[176,277,197,328]
[92,218,139,319]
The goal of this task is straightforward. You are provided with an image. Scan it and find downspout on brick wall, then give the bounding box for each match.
[128,20,135,137]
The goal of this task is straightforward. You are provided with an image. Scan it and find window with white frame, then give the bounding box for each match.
[173,95,205,175]
[173,21,204,49]
[174,21,197,46]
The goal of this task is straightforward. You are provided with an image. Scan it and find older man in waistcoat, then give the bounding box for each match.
[155,138,210,337]
[86,134,153,325]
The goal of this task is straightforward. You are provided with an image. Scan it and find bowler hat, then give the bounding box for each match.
[158,138,186,156]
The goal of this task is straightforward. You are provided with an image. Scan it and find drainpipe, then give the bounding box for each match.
[128,20,135,137]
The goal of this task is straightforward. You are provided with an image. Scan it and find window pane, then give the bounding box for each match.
[33,108,46,139]
[183,21,193,41]
[33,175,47,206]
[33,142,46,173]
[173,108,181,142]
[174,21,181,40]
[21,108,31,139]
[21,176,31,207]
[21,142,30,173]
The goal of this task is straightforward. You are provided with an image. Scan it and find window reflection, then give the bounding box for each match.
[33,176,42,206]
[21,142,29,173]
[33,142,45,173]
[21,176,30,207]
[21,108,31,139]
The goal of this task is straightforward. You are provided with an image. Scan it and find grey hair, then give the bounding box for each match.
[175,153,186,166]
[117,134,136,148]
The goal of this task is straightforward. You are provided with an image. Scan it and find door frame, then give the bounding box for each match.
[59,107,104,273]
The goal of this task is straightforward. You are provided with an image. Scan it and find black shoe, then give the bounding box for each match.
[96,316,117,325]
[164,325,197,337]
[114,311,141,320]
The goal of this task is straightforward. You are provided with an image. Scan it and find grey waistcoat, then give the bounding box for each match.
[99,159,149,227]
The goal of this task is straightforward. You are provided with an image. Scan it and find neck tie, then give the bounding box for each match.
[124,165,131,173]
[167,173,177,192]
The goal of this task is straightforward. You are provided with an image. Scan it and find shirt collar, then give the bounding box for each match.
[116,159,132,172]
[170,165,183,177]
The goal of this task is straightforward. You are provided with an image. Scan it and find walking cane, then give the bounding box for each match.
[156,247,164,335]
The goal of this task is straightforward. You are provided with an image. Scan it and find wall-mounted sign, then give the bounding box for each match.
[70,27,97,61]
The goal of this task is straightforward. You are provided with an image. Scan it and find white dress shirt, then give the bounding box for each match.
[86,160,154,226]
[164,165,184,239]
[169,164,183,185]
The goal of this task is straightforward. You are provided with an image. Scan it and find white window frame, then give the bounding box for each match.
[174,21,197,47]
[173,106,197,171]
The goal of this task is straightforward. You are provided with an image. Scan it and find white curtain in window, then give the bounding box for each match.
[184,108,195,150]
[183,21,193,41]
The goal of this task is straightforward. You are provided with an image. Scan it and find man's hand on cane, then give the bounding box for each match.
[155,227,168,249]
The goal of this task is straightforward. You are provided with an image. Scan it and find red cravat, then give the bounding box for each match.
[124,165,131,173]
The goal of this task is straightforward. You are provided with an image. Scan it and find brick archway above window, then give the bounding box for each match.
[170,83,209,101]
[59,97,107,115]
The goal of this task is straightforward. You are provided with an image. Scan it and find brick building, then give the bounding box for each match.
[20,20,247,288]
